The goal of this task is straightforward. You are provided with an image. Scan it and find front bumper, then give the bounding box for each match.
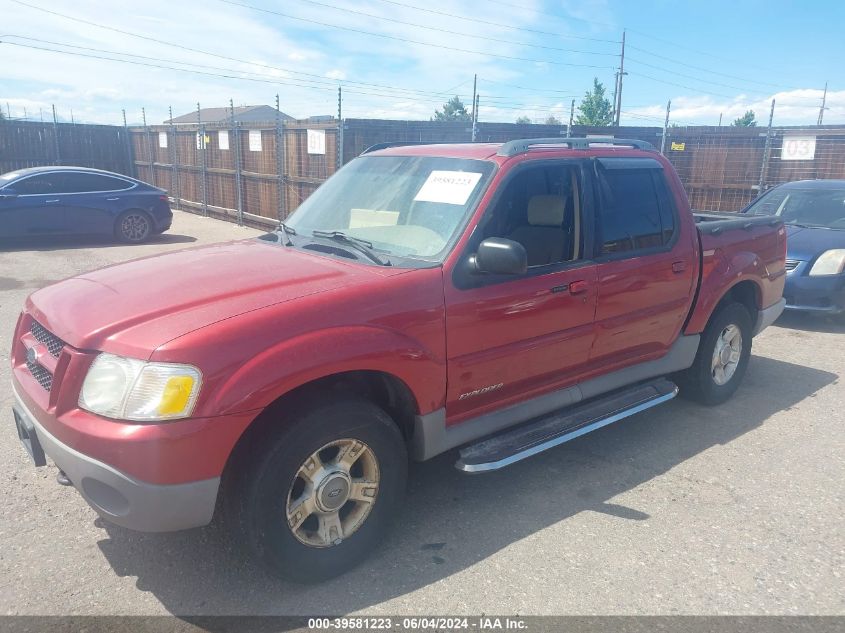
[13,384,219,532]
[783,264,845,314]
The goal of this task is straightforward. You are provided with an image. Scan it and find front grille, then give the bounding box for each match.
[31,320,65,358]
[785,259,800,272]
[26,358,53,391]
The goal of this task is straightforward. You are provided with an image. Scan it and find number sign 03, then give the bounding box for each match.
[781,135,816,161]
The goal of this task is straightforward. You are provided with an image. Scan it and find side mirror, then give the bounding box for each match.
[469,238,528,275]
[0,188,19,200]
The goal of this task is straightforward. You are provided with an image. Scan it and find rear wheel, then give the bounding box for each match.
[676,302,753,406]
[225,396,407,582]
[115,210,152,243]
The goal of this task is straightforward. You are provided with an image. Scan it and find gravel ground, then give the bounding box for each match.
[0,210,842,616]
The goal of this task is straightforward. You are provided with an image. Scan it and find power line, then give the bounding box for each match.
[291,0,617,57]
[364,0,619,43]
[0,39,577,116]
[626,56,768,95]
[9,1,492,100]
[0,40,466,105]
[479,77,581,97]
[627,70,741,100]
[626,44,789,89]
[216,0,613,69]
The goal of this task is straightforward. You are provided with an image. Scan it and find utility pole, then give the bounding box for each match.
[817,81,828,125]
[568,99,575,137]
[718,113,723,126]
[614,29,626,127]
[660,100,671,155]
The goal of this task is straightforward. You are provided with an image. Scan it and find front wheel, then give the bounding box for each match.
[676,302,753,406]
[226,396,407,582]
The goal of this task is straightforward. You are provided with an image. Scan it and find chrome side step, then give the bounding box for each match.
[455,378,678,473]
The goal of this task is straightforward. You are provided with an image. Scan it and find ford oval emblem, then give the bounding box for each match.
[26,347,37,364]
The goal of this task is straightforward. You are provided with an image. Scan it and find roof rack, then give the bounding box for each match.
[360,141,451,155]
[496,137,655,157]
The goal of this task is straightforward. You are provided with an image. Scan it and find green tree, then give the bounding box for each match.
[545,115,562,125]
[515,115,532,124]
[432,96,472,122]
[732,110,757,127]
[574,78,614,126]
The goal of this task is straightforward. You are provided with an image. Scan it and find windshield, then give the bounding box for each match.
[746,186,845,229]
[283,155,495,262]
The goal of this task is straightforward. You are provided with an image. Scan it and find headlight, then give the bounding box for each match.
[79,353,202,422]
[809,249,845,276]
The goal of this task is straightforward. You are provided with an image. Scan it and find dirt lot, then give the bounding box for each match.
[0,210,842,616]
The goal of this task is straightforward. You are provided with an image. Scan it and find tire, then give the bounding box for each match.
[225,396,407,582]
[676,302,753,406]
[115,210,153,243]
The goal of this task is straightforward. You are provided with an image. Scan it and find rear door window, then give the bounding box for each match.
[595,161,675,255]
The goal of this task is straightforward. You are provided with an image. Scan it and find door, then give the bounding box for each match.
[62,172,134,235]
[0,173,70,237]
[444,160,598,422]
[589,157,696,367]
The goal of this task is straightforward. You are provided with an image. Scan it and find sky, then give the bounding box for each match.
[1,0,844,128]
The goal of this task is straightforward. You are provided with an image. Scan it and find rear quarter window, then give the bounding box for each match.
[64,173,133,193]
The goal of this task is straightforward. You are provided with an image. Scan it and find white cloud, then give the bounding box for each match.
[624,89,842,127]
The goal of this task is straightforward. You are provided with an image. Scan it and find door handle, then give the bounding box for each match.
[672,261,687,273]
[106,197,120,201]
[569,280,589,295]
[45,199,60,203]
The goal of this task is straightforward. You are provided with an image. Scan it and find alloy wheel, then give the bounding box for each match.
[285,439,380,548]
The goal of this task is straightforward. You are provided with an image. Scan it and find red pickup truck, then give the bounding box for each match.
[11,138,786,581]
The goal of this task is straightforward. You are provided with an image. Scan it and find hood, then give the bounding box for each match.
[785,224,845,261]
[26,239,404,357]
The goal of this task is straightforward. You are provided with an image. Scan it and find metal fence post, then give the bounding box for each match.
[275,94,285,221]
[142,107,153,185]
[196,103,208,217]
[757,99,776,193]
[122,108,135,177]
[51,104,60,164]
[168,105,180,210]
[660,100,671,155]
[336,87,343,170]
[200,124,208,217]
[231,99,244,225]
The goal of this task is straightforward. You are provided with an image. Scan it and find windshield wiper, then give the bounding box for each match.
[311,230,391,266]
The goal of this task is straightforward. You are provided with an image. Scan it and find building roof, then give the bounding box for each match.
[165,105,294,125]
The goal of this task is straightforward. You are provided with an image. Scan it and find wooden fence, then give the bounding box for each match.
[131,119,339,227]
[3,118,844,224]
[0,120,131,175]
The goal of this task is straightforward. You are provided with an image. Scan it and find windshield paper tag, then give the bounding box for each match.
[414,171,483,205]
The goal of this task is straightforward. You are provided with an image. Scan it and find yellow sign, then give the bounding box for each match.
[671,141,686,151]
